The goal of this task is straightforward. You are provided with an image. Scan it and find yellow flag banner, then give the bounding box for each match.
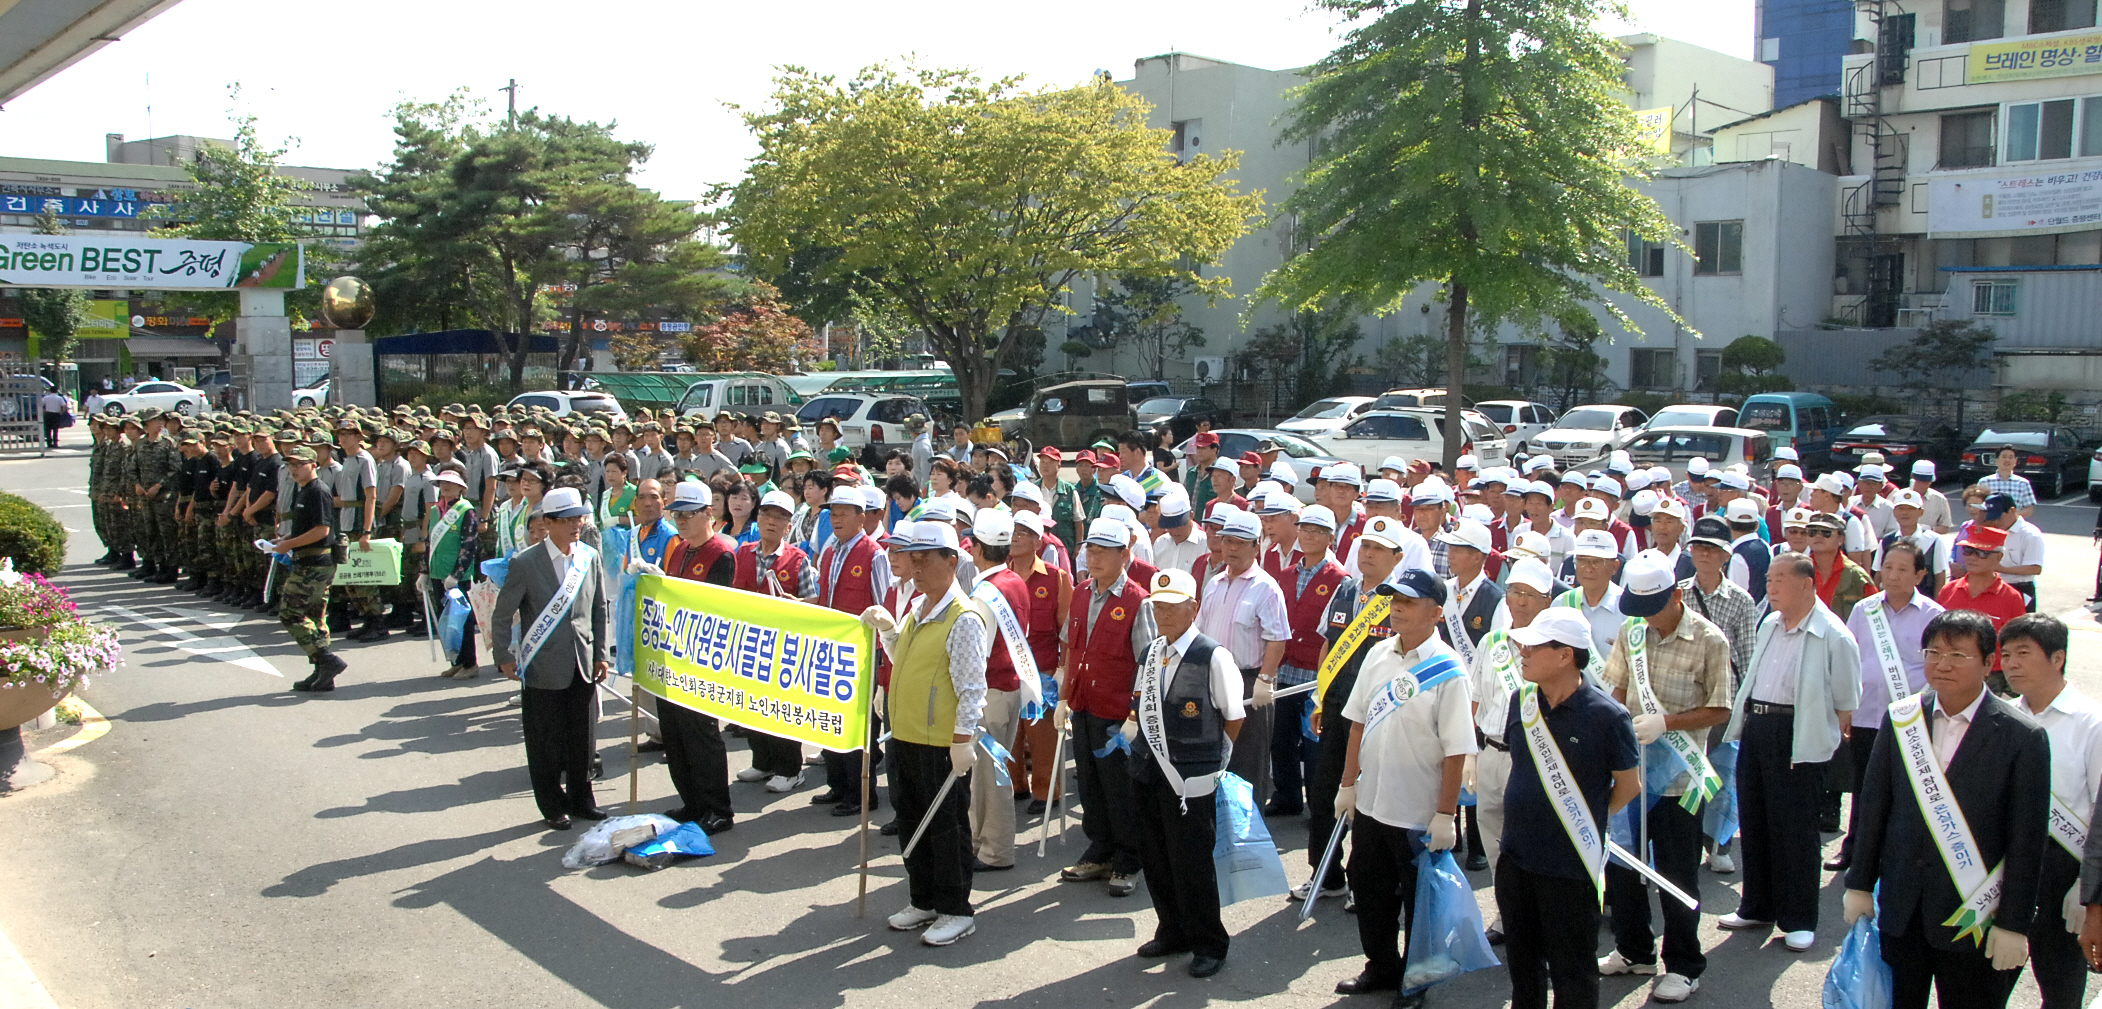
[1634,106,1675,154]
[632,574,875,752]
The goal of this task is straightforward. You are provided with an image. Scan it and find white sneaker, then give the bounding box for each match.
[1783,930,1816,952]
[766,771,805,793]
[735,767,768,783]
[1652,973,1700,1002]
[1716,913,1772,931]
[1290,880,1348,901]
[1707,850,1736,874]
[506,692,522,707]
[922,914,976,946]
[887,905,938,931]
[1597,950,1659,976]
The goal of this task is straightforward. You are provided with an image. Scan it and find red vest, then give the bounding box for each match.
[978,567,1029,692]
[1279,559,1348,669]
[732,541,809,598]
[1040,530,1072,572]
[1022,563,1065,670]
[1487,517,1511,553]
[1335,510,1367,559]
[1127,555,1160,591]
[818,532,879,614]
[1063,574,1147,720]
[666,533,736,584]
[1261,543,1302,581]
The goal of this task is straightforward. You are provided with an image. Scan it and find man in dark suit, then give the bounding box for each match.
[1843,608,2051,1009]
[492,486,612,831]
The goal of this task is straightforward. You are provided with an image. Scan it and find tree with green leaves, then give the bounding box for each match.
[726,63,1261,420]
[16,210,90,367]
[1264,0,1680,466]
[351,93,512,336]
[1718,335,1792,398]
[1235,306,1363,419]
[1870,319,1997,427]
[1098,273,1207,381]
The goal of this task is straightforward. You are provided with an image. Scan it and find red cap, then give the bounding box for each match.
[1957,523,2008,552]
[1038,446,1063,462]
[1193,431,1220,449]
[1238,451,1262,467]
[1074,450,1097,466]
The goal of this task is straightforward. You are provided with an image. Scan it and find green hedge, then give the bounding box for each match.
[0,492,67,575]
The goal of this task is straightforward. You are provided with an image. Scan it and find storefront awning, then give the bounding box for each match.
[122,338,223,358]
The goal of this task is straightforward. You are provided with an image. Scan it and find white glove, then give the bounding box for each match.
[949,741,975,778]
[1986,927,2028,971]
[2066,884,2084,935]
[1843,888,1875,925]
[1252,676,1276,709]
[634,561,665,577]
[1055,701,1071,731]
[1335,783,1357,820]
[442,576,457,592]
[1427,811,1457,852]
[1632,713,1666,745]
[860,605,898,634]
[1120,718,1140,744]
[415,574,429,593]
[873,686,887,718]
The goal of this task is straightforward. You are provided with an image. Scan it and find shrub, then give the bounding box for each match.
[0,493,66,575]
[1621,391,1673,418]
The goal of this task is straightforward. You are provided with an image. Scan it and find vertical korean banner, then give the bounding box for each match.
[631,574,875,752]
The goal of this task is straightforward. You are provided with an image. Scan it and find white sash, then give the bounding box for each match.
[1362,649,1464,738]
[1889,693,2002,945]
[2049,791,2089,861]
[517,544,594,673]
[1621,616,1724,810]
[429,499,469,553]
[1862,596,1914,707]
[972,580,1043,709]
[1136,638,1205,801]
[1519,682,1607,904]
[1443,597,1477,669]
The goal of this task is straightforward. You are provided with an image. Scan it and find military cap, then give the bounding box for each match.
[402,439,431,455]
[305,431,332,447]
[281,444,316,463]
[178,432,203,446]
[430,427,458,443]
[136,406,164,422]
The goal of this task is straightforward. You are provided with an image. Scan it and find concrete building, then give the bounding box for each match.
[1757,0,1864,107]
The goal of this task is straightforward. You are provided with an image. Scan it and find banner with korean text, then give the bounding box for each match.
[1968,33,2102,84]
[631,574,875,752]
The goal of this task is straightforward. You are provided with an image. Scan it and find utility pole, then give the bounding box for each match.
[500,78,519,128]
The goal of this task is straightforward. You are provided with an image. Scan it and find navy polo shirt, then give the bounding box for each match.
[1499,682,1639,882]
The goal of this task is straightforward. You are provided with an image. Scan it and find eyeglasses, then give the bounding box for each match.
[1805,528,1837,538]
[1922,648,1979,663]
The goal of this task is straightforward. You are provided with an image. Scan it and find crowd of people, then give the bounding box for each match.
[75,398,2102,1007]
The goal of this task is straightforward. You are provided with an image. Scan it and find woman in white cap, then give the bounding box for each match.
[425,468,483,679]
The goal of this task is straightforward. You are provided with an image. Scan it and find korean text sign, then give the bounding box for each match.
[0,236,303,290]
[632,574,874,752]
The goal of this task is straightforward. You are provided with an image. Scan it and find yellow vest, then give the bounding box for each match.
[889,593,988,747]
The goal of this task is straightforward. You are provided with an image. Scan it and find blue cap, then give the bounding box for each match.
[1376,568,1448,606]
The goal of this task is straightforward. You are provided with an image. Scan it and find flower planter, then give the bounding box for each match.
[0,625,63,731]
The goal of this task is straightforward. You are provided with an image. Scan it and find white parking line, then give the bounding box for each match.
[103,603,282,677]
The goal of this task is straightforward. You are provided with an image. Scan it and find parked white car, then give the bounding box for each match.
[1276,396,1378,438]
[1644,403,1740,430]
[1569,425,1773,483]
[507,390,629,425]
[1473,400,1557,453]
[90,381,209,417]
[795,392,932,450]
[1317,409,1509,472]
[1525,404,1650,468]
[293,379,330,408]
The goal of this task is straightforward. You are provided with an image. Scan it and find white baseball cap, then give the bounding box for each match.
[973,509,1015,547]
[1159,485,1193,519]
[1572,528,1620,559]
[1522,455,1553,474]
[1297,504,1338,533]
[1012,509,1046,538]
[536,487,590,519]
[1324,462,1365,487]
[900,520,961,553]
[1911,460,1937,480]
[1455,454,1479,471]
[1380,455,1411,475]
[1630,489,1661,517]
[1572,497,1610,522]
[1652,496,1688,521]
[1592,476,1624,499]
[1890,488,1926,509]
[1413,479,1455,505]
[861,485,886,511]
[1775,446,1800,462]
[1686,457,1710,476]
[1625,470,1654,492]
[1506,556,1555,595]
[1510,608,1595,650]
[1084,516,1131,548]
[1365,478,1404,503]
[1101,502,1138,528]
[1813,473,1850,497]
[1149,567,1199,604]
[1782,506,1815,529]
[1257,492,1302,517]
[1617,549,1679,616]
[1217,510,1261,541]
[1435,519,1492,553]
[1724,498,1762,523]
[1508,529,1551,560]
[1857,464,1888,482]
[759,489,796,514]
[1108,474,1145,511]
[827,484,867,509]
[1268,459,1300,487]
[1461,503,1496,524]
[1358,515,1407,551]
[668,480,711,512]
[1775,463,1804,481]
[1718,470,1751,491]
[1007,481,1047,509]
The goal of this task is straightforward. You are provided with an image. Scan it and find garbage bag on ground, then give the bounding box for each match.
[1824,915,1894,1009]
[1212,771,1290,905]
[561,813,680,869]
[623,821,717,871]
[1401,847,1501,994]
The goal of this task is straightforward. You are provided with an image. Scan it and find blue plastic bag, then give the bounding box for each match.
[1703,740,1742,848]
[1824,915,1894,1009]
[479,555,510,588]
[1212,771,1290,905]
[622,821,717,871]
[1402,847,1501,993]
[439,587,471,662]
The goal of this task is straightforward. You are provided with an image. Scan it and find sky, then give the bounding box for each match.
[1,0,1755,202]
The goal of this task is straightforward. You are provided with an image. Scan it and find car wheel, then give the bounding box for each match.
[296,397,315,408]
[2045,470,2064,499]
[103,402,125,416]
[175,399,196,417]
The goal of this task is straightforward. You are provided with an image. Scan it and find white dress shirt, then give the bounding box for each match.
[1749,611,1812,704]
[2020,685,2102,829]
[1153,527,1210,575]
[544,536,576,583]
[1932,687,1988,771]
[1197,563,1292,668]
[1555,583,1626,659]
[1341,633,1477,830]
[2001,518,2047,587]
[1343,522,1434,580]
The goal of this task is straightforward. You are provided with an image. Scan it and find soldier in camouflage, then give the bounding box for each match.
[271,443,349,691]
[117,415,146,572]
[132,407,182,583]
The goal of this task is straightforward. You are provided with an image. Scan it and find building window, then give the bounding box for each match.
[1169,120,1202,156]
[1630,348,1677,389]
[1695,349,1723,392]
[1692,221,1743,276]
[1625,230,1666,277]
[2031,0,2098,33]
[1973,280,2018,315]
[1503,344,1538,388]
[2007,99,2077,161]
[1939,111,1997,169]
[1944,0,2005,43]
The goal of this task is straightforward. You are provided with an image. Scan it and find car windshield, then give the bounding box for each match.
[1740,402,1791,431]
[571,397,619,414]
[1648,408,1717,427]
[1476,404,1512,423]
[1294,399,1358,420]
[1135,398,1184,415]
[1975,428,2050,448]
[1267,432,1330,458]
[1555,408,1619,431]
[1844,417,1917,438]
[1372,392,1426,409]
[1628,431,1730,458]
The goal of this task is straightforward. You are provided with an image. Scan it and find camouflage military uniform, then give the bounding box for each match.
[87,426,113,560]
[115,422,145,563]
[136,414,182,580]
[275,442,348,690]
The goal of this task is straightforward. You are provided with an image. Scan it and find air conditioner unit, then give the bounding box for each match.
[1193,356,1226,385]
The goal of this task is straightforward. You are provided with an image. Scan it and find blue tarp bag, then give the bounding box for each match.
[479,555,510,587]
[1212,771,1289,904]
[439,587,471,662]
[622,821,717,870]
[1402,847,1501,994]
[1823,915,1894,1009]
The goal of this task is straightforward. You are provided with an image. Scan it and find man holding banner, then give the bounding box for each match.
[1595,550,1733,1002]
[657,480,739,834]
[1497,608,1641,1009]
[1332,568,1475,1007]
[817,483,891,817]
[1843,609,2050,1009]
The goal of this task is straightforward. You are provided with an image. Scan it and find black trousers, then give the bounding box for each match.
[1607,797,1706,978]
[1305,675,1358,889]
[1227,667,1273,807]
[1349,814,1425,982]
[1268,687,1313,811]
[746,731,802,778]
[1839,727,1879,861]
[658,700,731,821]
[2027,846,2092,1009]
[1881,907,2019,1009]
[889,740,973,916]
[822,712,883,807]
[1073,711,1144,874]
[521,669,596,819]
[1134,775,1228,958]
[1496,854,1601,1009]
[1736,710,1826,932]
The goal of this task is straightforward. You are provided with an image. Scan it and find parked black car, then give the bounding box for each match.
[1828,415,1965,477]
[1135,395,1229,445]
[1957,422,2093,498]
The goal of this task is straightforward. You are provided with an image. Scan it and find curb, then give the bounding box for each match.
[0,923,60,1009]
[35,697,108,758]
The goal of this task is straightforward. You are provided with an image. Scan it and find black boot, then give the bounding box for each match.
[385,606,413,629]
[352,614,389,642]
[254,593,277,613]
[151,565,179,585]
[129,560,154,579]
[301,650,347,692]
[179,572,204,591]
[114,552,136,570]
[94,551,114,565]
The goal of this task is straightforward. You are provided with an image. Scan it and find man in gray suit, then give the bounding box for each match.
[492,486,612,830]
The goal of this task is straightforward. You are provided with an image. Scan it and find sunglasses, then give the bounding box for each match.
[1805,528,1837,538]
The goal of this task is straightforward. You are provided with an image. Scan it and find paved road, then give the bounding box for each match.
[4,449,2099,1009]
